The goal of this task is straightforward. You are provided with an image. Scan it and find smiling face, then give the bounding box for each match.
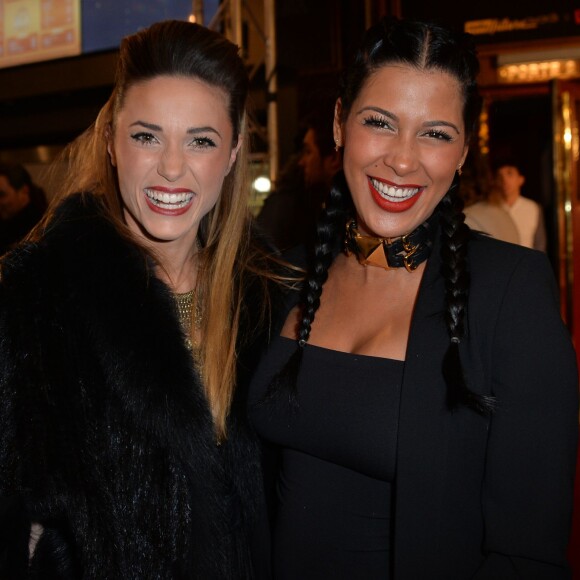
[335,64,468,238]
[108,75,240,251]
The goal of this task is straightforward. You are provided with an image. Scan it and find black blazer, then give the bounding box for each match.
[395,232,578,578]
[267,232,579,579]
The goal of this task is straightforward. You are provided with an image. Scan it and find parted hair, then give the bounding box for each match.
[272,16,494,415]
[39,20,268,438]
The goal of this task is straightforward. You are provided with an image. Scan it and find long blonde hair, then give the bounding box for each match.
[41,20,273,440]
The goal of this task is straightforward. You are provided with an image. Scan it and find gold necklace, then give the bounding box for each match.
[173,287,202,352]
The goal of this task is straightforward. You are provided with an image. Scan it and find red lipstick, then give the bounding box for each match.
[368,177,423,213]
[143,187,194,217]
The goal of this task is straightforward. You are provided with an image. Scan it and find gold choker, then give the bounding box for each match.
[344,214,437,272]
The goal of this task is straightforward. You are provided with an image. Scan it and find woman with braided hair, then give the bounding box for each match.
[249,16,578,579]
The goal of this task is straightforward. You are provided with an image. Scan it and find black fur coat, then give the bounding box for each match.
[0,193,272,579]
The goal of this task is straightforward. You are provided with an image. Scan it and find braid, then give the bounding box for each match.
[264,172,351,405]
[298,172,350,346]
[439,176,495,415]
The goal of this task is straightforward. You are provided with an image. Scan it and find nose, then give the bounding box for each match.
[157,143,186,182]
[383,134,419,176]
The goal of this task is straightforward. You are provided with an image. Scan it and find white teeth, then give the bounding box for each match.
[370,178,420,202]
[144,188,194,209]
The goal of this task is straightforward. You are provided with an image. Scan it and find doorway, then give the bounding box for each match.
[480,81,580,334]
[482,89,555,259]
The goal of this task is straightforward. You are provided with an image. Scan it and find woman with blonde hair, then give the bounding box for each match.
[0,19,280,578]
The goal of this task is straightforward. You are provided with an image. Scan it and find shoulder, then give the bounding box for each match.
[465,204,520,243]
[464,201,489,215]
[513,195,542,215]
[520,195,541,208]
[468,232,550,279]
[281,244,309,269]
[466,233,558,313]
[0,193,146,305]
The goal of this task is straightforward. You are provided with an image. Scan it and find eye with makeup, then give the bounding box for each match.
[362,114,395,131]
[190,136,217,150]
[131,132,159,146]
[422,128,453,142]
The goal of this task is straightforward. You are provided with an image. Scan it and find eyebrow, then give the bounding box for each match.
[129,120,222,138]
[355,106,461,135]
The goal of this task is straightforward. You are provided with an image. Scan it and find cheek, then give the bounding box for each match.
[116,148,148,187]
[344,132,389,171]
[215,152,237,180]
[426,148,463,179]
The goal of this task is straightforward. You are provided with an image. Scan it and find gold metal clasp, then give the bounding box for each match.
[401,234,419,272]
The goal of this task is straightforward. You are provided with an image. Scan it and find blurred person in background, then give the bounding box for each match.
[258,103,342,253]
[0,162,47,255]
[496,159,546,251]
[460,154,519,244]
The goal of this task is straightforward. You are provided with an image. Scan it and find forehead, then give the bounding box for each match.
[117,75,231,126]
[354,64,464,122]
[497,166,520,175]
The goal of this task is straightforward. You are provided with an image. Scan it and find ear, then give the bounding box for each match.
[333,98,343,148]
[226,135,243,175]
[459,145,469,169]
[105,123,117,167]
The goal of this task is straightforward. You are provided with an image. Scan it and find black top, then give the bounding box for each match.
[249,336,403,579]
[249,234,578,578]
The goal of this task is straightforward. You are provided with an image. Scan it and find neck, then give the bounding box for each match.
[344,212,438,273]
[154,240,202,293]
[504,192,520,207]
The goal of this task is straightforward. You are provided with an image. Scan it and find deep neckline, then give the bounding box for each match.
[276,335,405,364]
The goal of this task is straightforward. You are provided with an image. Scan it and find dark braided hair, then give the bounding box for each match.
[297,171,352,347]
[439,178,495,413]
[269,16,495,415]
[265,172,351,405]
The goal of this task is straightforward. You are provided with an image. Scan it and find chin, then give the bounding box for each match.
[361,215,413,239]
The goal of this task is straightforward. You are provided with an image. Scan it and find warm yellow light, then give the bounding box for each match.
[498,59,579,83]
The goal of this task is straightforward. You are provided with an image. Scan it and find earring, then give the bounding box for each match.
[335,140,341,152]
[457,164,463,176]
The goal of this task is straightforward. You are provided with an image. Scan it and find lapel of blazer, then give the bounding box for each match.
[391,232,492,576]
[392,236,454,572]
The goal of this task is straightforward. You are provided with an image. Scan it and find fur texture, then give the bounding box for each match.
[0,193,266,579]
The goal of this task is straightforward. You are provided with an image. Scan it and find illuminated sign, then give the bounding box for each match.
[0,0,81,68]
[498,60,580,83]
[465,13,559,36]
